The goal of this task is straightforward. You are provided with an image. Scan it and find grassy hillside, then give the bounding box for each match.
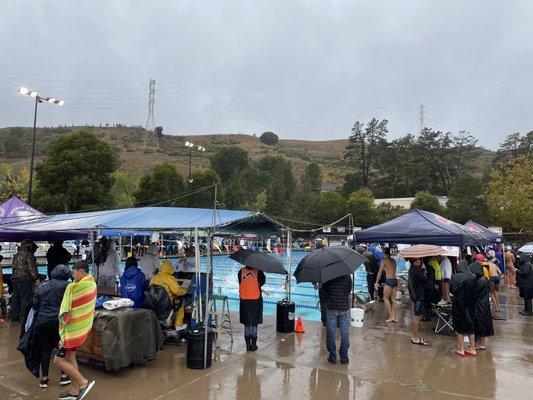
[0,126,494,185]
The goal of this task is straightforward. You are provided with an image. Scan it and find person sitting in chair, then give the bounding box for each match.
[119,257,147,308]
[149,260,188,328]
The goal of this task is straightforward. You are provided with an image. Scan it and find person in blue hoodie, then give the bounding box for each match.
[119,257,147,308]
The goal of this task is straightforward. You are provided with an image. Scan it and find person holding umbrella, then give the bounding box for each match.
[293,246,367,365]
[238,265,266,351]
[230,248,287,352]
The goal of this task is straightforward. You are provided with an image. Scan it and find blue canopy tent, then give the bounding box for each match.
[355,209,487,246]
[0,206,283,235]
[1,205,285,369]
[464,220,504,244]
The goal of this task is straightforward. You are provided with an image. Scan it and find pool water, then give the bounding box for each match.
[3,251,406,322]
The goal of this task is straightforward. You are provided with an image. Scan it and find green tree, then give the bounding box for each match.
[493,131,532,167]
[259,131,279,145]
[309,191,346,223]
[487,155,533,231]
[346,188,377,228]
[341,173,364,197]
[374,134,417,197]
[344,118,388,187]
[189,169,220,208]
[411,191,445,214]
[445,175,489,224]
[373,202,406,224]
[0,164,29,202]
[34,131,119,212]
[257,156,295,216]
[1,128,27,158]
[110,171,141,209]
[210,146,249,183]
[300,162,322,193]
[134,162,186,207]
[222,166,269,210]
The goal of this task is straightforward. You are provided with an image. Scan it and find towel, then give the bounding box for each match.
[59,275,97,349]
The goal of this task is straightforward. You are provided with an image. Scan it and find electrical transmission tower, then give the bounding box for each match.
[417,104,427,134]
[143,79,159,148]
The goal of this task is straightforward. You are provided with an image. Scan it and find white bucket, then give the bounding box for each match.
[350,307,364,328]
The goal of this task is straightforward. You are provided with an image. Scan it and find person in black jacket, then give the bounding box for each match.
[45,241,71,280]
[517,255,533,316]
[408,258,428,346]
[451,261,477,356]
[322,274,352,365]
[362,248,380,300]
[32,264,71,389]
[470,261,494,351]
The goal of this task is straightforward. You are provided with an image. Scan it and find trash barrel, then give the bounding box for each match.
[186,328,213,369]
[276,300,295,333]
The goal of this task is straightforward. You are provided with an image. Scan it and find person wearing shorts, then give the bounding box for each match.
[487,261,503,312]
[408,258,428,346]
[53,261,96,400]
[375,248,398,323]
[440,256,453,302]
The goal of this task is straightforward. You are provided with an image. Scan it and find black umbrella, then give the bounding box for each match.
[293,246,367,285]
[229,248,287,274]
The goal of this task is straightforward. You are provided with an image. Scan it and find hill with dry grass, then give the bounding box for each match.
[0,126,350,184]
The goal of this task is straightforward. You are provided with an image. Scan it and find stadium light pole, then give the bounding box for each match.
[18,87,64,205]
[184,141,206,207]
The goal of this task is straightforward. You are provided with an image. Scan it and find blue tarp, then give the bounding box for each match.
[464,220,504,244]
[355,209,487,246]
[0,206,283,237]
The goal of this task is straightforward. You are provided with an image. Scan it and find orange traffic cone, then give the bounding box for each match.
[295,316,305,333]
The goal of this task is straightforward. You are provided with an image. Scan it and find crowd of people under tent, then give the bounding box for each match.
[0,233,532,398]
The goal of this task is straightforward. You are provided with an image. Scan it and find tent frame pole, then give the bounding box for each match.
[89,230,96,279]
[204,183,217,369]
[194,227,201,322]
[287,229,292,302]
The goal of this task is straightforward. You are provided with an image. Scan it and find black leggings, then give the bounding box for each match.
[34,321,60,377]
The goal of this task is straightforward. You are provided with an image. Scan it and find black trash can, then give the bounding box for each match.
[276,300,295,333]
[186,328,213,369]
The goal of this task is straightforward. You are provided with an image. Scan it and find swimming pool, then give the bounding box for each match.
[3,251,407,322]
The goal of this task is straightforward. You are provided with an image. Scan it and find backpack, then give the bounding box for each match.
[144,284,171,320]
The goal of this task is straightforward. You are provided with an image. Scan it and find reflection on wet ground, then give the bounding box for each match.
[1,290,532,399]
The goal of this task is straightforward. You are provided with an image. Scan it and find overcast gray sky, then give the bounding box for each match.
[1,0,532,149]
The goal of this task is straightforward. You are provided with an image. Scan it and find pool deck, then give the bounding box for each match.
[1,290,532,400]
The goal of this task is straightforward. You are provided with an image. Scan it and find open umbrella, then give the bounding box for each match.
[518,242,533,254]
[293,246,367,285]
[398,244,447,259]
[229,248,287,274]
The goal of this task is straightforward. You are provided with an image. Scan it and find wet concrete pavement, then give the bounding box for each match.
[1,290,532,400]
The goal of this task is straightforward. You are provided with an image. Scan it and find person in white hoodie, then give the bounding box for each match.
[140,243,161,280]
[96,238,121,287]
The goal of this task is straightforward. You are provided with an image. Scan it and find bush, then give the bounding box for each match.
[260,131,279,145]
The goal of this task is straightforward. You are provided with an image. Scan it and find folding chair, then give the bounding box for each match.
[433,304,455,335]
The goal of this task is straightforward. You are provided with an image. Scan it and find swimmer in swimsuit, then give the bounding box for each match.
[375,247,398,323]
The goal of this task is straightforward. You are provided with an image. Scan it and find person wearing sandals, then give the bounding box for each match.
[470,261,494,350]
[450,260,478,356]
[31,264,72,389]
[53,260,97,400]
[408,258,428,346]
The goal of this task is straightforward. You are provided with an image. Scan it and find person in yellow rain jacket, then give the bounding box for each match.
[150,260,188,326]
[149,260,187,301]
